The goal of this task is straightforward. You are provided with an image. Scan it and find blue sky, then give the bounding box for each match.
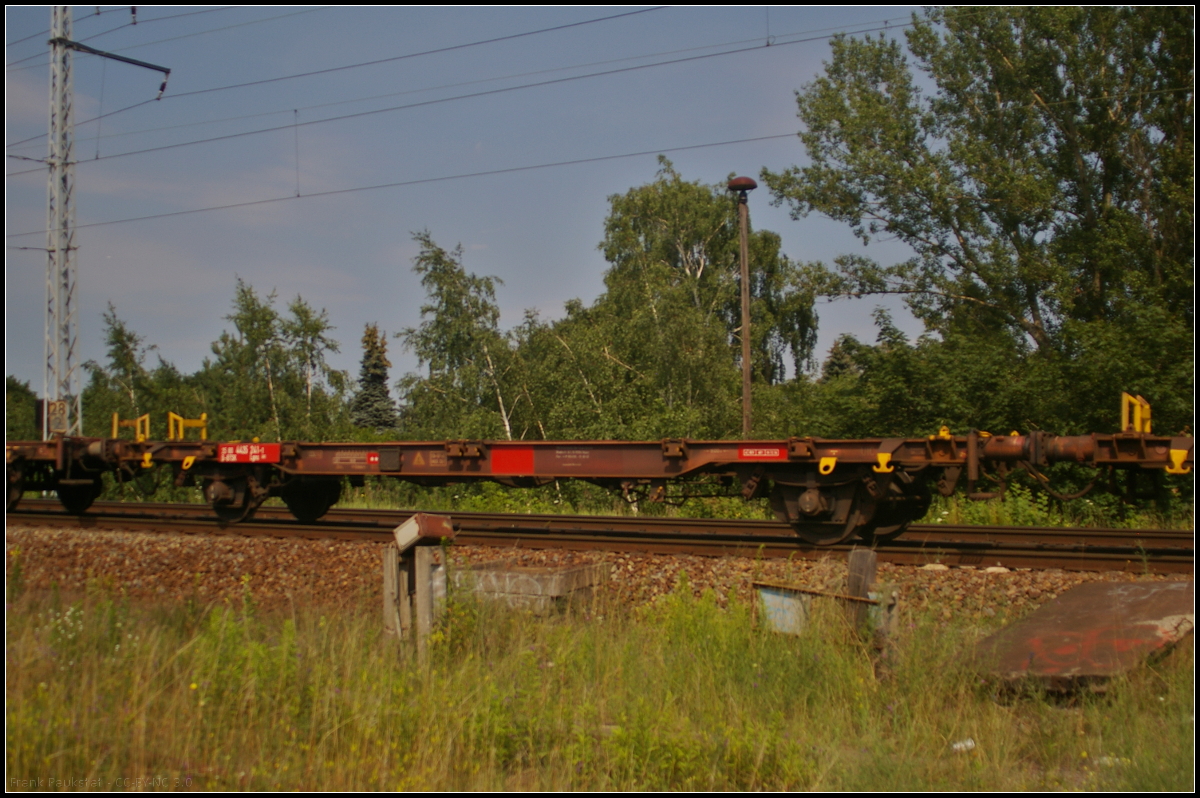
[6,6,923,394]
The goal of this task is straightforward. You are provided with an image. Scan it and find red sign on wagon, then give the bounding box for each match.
[737,445,788,461]
[217,443,281,463]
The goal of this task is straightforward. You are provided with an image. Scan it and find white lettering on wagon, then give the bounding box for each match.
[737,446,787,461]
[217,443,281,464]
[331,450,368,468]
[555,448,591,467]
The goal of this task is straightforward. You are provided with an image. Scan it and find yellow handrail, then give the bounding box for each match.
[111,412,151,441]
[1120,393,1151,433]
[167,412,208,441]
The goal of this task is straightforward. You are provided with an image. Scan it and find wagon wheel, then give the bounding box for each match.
[7,464,25,512]
[857,478,931,545]
[770,484,860,546]
[57,477,103,515]
[282,480,342,524]
[790,521,859,546]
[856,521,910,546]
[206,477,259,524]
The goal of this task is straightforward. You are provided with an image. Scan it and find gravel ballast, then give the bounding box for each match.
[5,525,1184,624]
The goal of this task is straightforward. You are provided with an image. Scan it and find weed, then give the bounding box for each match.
[4,587,1192,790]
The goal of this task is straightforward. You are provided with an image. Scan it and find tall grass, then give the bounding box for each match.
[927,483,1194,529]
[6,574,1192,791]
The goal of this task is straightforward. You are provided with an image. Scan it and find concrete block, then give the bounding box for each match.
[453,562,608,614]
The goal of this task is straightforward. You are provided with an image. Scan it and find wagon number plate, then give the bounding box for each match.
[217,443,281,463]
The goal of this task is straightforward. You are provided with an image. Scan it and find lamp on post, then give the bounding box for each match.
[727,176,757,439]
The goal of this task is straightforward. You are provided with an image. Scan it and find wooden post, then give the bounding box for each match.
[398,564,411,638]
[384,513,454,659]
[383,545,401,637]
[414,545,435,663]
[846,548,877,632]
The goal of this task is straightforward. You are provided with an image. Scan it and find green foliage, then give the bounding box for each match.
[5,376,39,440]
[194,282,351,441]
[284,296,345,421]
[764,6,1194,436]
[602,156,818,385]
[393,163,822,443]
[78,286,350,446]
[350,323,397,432]
[397,232,519,440]
[7,587,1193,790]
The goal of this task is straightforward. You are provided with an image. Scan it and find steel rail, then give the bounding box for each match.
[7,500,1193,574]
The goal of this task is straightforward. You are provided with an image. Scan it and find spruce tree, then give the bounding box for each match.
[350,324,397,431]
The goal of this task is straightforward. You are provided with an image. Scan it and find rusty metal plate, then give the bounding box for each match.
[975,580,1194,682]
[393,512,455,552]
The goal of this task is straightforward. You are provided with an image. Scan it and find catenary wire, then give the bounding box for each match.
[5,6,675,149]
[160,7,667,101]
[5,7,328,73]
[7,133,798,238]
[75,7,240,45]
[10,79,1185,179]
[4,6,126,48]
[4,24,899,174]
[7,14,912,153]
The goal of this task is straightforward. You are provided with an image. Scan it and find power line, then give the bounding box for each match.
[6,26,890,174]
[8,18,905,153]
[76,7,240,45]
[7,133,798,238]
[5,7,325,73]
[7,99,160,151]
[93,7,331,53]
[11,75,1186,179]
[5,6,673,149]
[4,6,125,47]
[164,7,668,101]
[71,7,242,48]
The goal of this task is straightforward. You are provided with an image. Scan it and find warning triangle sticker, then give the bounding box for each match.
[413,452,425,466]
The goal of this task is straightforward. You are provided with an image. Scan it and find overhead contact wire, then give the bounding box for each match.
[7,17,907,153]
[6,6,670,149]
[8,133,797,238]
[7,26,888,172]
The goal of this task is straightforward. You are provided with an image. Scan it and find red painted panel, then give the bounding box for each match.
[491,445,535,475]
[217,443,281,463]
[738,445,788,461]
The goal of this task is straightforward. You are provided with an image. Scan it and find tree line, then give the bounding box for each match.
[8,8,1192,455]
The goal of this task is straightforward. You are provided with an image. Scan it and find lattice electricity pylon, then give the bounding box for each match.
[40,7,171,440]
[44,5,80,438]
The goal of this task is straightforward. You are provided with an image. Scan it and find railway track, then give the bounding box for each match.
[6,499,1193,574]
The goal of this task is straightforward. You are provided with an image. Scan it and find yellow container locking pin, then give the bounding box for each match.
[873,453,894,473]
[1166,450,1191,475]
[1121,392,1152,433]
[181,456,195,471]
[141,452,153,469]
[818,456,837,475]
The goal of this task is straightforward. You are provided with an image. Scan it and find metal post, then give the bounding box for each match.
[41,11,170,440]
[728,177,757,439]
[46,5,80,438]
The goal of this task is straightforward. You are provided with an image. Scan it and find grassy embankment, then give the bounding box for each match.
[6,562,1193,791]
